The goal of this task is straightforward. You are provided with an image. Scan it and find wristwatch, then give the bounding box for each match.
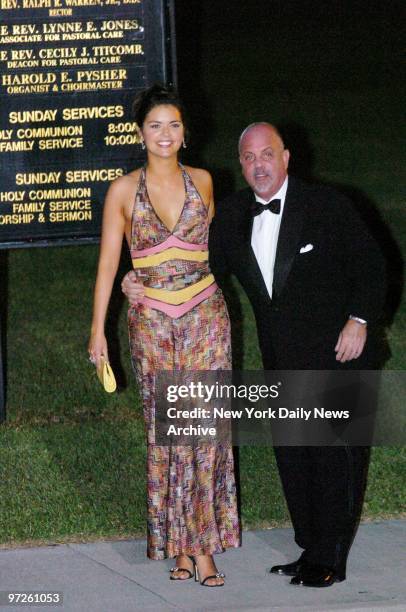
[349,315,367,325]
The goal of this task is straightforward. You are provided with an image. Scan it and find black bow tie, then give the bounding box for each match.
[251,198,281,217]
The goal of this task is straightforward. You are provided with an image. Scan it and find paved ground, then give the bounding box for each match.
[0,520,404,611]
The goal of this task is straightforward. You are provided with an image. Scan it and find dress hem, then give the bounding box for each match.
[147,539,241,561]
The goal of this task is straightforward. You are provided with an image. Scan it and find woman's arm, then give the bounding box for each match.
[88,179,128,365]
[207,173,215,222]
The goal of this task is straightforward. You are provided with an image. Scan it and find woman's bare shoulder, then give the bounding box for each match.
[185,166,213,186]
[185,167,213,205]
[106,168,142,200]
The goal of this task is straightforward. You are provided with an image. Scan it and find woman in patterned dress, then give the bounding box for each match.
[89,85,240,586]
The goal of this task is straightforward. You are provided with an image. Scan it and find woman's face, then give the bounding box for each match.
[141,104,184,158]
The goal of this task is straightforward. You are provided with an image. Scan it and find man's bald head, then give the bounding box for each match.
[238,122,285,154]
[239,122,290,200]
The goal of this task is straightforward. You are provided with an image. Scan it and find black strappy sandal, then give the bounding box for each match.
[194,563,225,587]
[169,556,195,581]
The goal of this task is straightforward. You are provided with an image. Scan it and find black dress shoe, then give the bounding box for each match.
[290,564,345,587]
[269,558,304,576]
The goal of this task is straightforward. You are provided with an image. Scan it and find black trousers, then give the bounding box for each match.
[263,326,382,573]
[273,445,370,574]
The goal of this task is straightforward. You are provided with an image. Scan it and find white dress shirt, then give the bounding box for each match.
[251,176,288,298]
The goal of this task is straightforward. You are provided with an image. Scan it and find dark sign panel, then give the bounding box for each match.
[0,0,175,248]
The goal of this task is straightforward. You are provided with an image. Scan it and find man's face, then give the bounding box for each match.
[239,125,290,200]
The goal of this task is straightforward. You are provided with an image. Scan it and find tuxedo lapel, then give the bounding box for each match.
[238,189,271,301]
[272,177,306,298]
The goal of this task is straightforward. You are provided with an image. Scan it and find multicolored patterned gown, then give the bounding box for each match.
[128,164,240,560]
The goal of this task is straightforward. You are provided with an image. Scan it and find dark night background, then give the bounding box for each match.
[175,0,404,336]
[174,0,403,177]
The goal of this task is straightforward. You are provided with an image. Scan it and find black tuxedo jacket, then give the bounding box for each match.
[209,176,386,369]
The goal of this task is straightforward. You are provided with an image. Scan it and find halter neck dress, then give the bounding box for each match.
[128,164,240,560]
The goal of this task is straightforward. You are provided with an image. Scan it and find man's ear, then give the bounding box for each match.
[283,149,290,169]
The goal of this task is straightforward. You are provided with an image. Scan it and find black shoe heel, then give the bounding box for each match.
[194,562,225,587]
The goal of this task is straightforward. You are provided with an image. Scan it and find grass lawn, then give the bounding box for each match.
[0,1,404,545]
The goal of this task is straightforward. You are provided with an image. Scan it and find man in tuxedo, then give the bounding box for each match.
[122,122,385,587]
[208,122,386,587]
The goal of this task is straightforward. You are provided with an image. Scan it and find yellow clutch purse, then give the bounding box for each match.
[97,356,117,393]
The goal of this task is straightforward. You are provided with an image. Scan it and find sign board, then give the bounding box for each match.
[0,0,176,248]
